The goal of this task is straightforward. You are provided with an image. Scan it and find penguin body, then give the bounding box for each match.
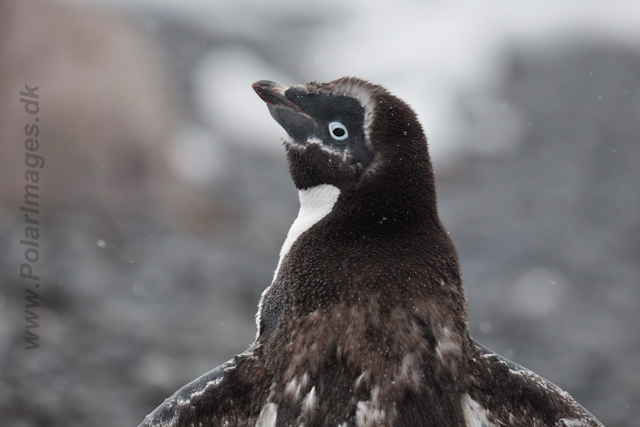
[139,78,603,427]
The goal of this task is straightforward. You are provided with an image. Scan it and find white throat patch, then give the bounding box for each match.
[272,184,341,280]
[255,184,341,333]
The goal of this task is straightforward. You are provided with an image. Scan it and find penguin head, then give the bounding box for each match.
[253,77,439,227]
[253,78,377,191]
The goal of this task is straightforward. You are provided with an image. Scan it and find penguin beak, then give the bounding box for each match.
[252,80,310,118]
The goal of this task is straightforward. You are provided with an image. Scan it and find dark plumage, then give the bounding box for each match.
[139,77,603,427]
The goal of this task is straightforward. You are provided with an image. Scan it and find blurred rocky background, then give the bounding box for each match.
[0,0,638,426]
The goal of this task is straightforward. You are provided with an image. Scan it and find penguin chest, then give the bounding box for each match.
[258,301,467,427]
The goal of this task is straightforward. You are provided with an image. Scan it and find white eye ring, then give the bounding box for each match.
[328,121,348,140]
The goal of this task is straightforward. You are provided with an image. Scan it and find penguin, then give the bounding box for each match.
[139,77,603,427]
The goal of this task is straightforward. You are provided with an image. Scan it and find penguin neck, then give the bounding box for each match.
[259,180,469,391]
[272,184,341,281]
[341,169,443,235]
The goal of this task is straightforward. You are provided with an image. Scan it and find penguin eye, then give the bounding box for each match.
[328,122,348,141]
